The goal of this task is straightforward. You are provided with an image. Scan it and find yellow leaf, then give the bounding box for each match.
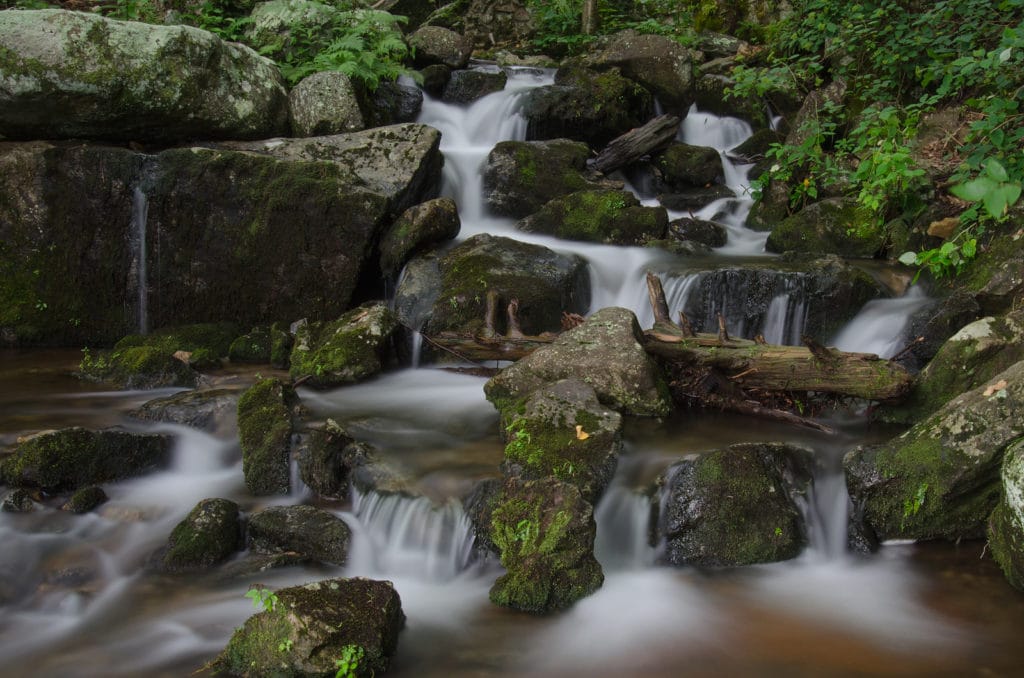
[575,425,590,440]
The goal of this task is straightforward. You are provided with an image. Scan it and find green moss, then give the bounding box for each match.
[288,304,397,388]
[237,378,296,495]
[230,326,273,363]
[162,498,241,571]
[80,345,198,389]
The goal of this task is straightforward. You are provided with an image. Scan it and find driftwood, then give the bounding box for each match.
[591,114,681,175]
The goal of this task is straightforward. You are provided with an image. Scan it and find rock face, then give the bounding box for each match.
[422,234,590,337]
[248,505,352,566]
[129,389,239,433]
[489,476,604,613]
[288,70,365,136]
[237,378,298,496]
[215,578,405,677]
[483,139,596,219]
[408,25,472,69]
[0,10,288,142]
[289,302,399,388]
[657,443,813,567]
[160,498,242,573]
[442,68,508,103]
[518,190,668,245]
[766,198,883,258]
[989,439,1024,591]
[463,0,535,48]
[379,197,460,276]
[485,307,672,417]
[1,428,171,493]
[845,360,1024,543]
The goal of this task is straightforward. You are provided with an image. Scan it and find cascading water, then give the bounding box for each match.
[131,185,149,335]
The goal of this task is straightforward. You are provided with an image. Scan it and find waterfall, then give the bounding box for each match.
[832,285,930,358]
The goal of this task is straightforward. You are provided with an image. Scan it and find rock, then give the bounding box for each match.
[392,252,443,331]
[667,217,728,248]
[408,25,472,69]
[61,486,108,514]
[0,10,287,142]
[463,0,534,48]
[904,290,982,369]
[462,476,502,558]
[657,443,813,567]
[729,128,783,163]
[244,0,339,61]
[379,197,461,276]
[766,198,884,258]
[345,442,415,496]
[500,378,622,504]
[785,79,848,150]
[654,142,724,190]
[845,360,1024,543]
[959,230,1024,315]
[159,498,242,572]
[2,489,35,513]
[659,185,735,211]
[289,302,400,388]
[517,189,668,245]
[419,63,451,96]
[248,505,352,565]
[522,66,654,147]
[289,70,365,136]
[214,578,405,677]
[229,327,273,364]
[129,388,239,433]
[1,428,171,494]
[484,307,672,417]
[295,419,358,498]
[358,81,425,128]
[577,30,696,112]
[988,439,1024,591]
[238,378,298,496]
[79,345,199,389]
[442,68,508,103]
[483,139,597,219]
[216,552,310,581]
[423,234,590,337]
[489,476,603,613]
[693,73,768,128]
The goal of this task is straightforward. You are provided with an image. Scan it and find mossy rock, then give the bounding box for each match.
[845,360,1024,543]
[408,24,472,69]
[1,427,171,493]
[129,388,238,432]
[489,476,604,614]
[379,197,460,276]
[214,577,405,677]
[159,498,242,573]
[61,486,108,514]
[653,142,724,190]
[657,443,813,567]
[766,197,884,258]
[958,228,1024,315]
[517,189,668,246]
[2,489,35,513]
[667,217,728,248]
[116,322,240,362]
[988,439,1024,591]
[288,70,364,137]
[247,504,351,566]
[79,345,198,389]
[237,378,298,496]
[288,302,399,388]
[295,419,358,499]
[483,138,597,219]
[229,326,272,364]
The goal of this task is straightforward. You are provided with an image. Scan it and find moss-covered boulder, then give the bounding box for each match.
[881,311,1024,424]
[248,505,352,566]
[60,486,108,514]
[117,322,240,361]
[522,66,653,147]
[657,443,813,567]
[1,427,172,494]
[295,419,361,499]
[422,234,590,338]
[129,388,239,433]
[517,190,668,245]
[238,378,298,496]
[653,142,724,190]
[214,577,405,677]
[489,476,604,614]
[485,307,672,417]
[693,72,768,128]
[958,228,1024,315]
[79,345,199,389]
[379,197,460,276]
[483,139,599,219]
[442,68,508,103]
[288,70,365,137]
[499,378,622,505]
[289,302,399,388]
[989,439,1024,591]
[408,25,472,69]
[159,498,242,572]
[845,360,1024,543]
[0,10,288,142]
[229,326,273,364]
[766,198,884,258]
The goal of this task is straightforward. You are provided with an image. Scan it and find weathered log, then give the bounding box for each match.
[646,271,672,325]
[428,332,554,361]
[591,114,681,175]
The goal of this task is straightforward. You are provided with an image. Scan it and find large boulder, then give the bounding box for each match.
[1,428,172,494]
[484,307,672,417]
[489,476,604,613]
[422,234,590,338]
[517,189,668,246]
[653,142,724,190]
[158,498,243,573]
[407,25,472,69]
[379,197,460,276]
[657,443,813,567]
[228,324,293,366]
[766,197,884,258]
[289,302,400,388]
[237,378,298,496]
[958,229,1024,315]
[288,70,365,136]
[989,439,1024,591]
[214,577,405,677]
[483,139,597,219]
[129,388,239,432]
[845,360,1024,543]
[358,81,425,128]
[247,505,352,566]
[79,345,199,389]
[442,68,507,104]
[0,10,288,142]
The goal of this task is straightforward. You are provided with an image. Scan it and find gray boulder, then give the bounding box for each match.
[159,498,243,572]
[667,217,728,248]
[289,302,400,388]
[654,142,724,190]
[989,439,1024,591]
[442,68,508,103]
[379,197,460,276]
[247,505,352,565]
[408,25,472,69]
[288,70,365,136]
[0,10,287,142]
[129,389,239,432]
[483,139,597,219]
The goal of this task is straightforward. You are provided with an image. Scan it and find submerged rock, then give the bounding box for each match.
[489,476,604,614]
[657,443,813,567]
[988,440,1024,591]
[483,139,598,219]
[237,378,298,496]
[1,428,171,494]
[248,505,352,566]
[159,498,242,573]
[129,388,239,433]
[517,189,668,246]
[289,302,400,388]
[0,10,288,142]
[215,578,405,677]
[846,360,1024,543]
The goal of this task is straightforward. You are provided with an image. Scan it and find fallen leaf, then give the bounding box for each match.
[983,379,1008,397]
[173,350,192,364]
[575,425,590,441]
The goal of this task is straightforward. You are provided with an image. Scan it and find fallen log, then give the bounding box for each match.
[591,114,681,175]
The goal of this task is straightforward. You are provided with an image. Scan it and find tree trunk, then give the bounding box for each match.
[581,0,600,35]
[591,114,681,175]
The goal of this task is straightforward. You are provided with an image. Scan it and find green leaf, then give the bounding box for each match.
[985,158,1009,183]
[950,176,997,202]
[962,238,977,258]
[999,47,1012,62]
[898,251,919,265]
[984,184,1021,218]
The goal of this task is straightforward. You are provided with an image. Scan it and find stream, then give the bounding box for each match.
[1,69,1023,677]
